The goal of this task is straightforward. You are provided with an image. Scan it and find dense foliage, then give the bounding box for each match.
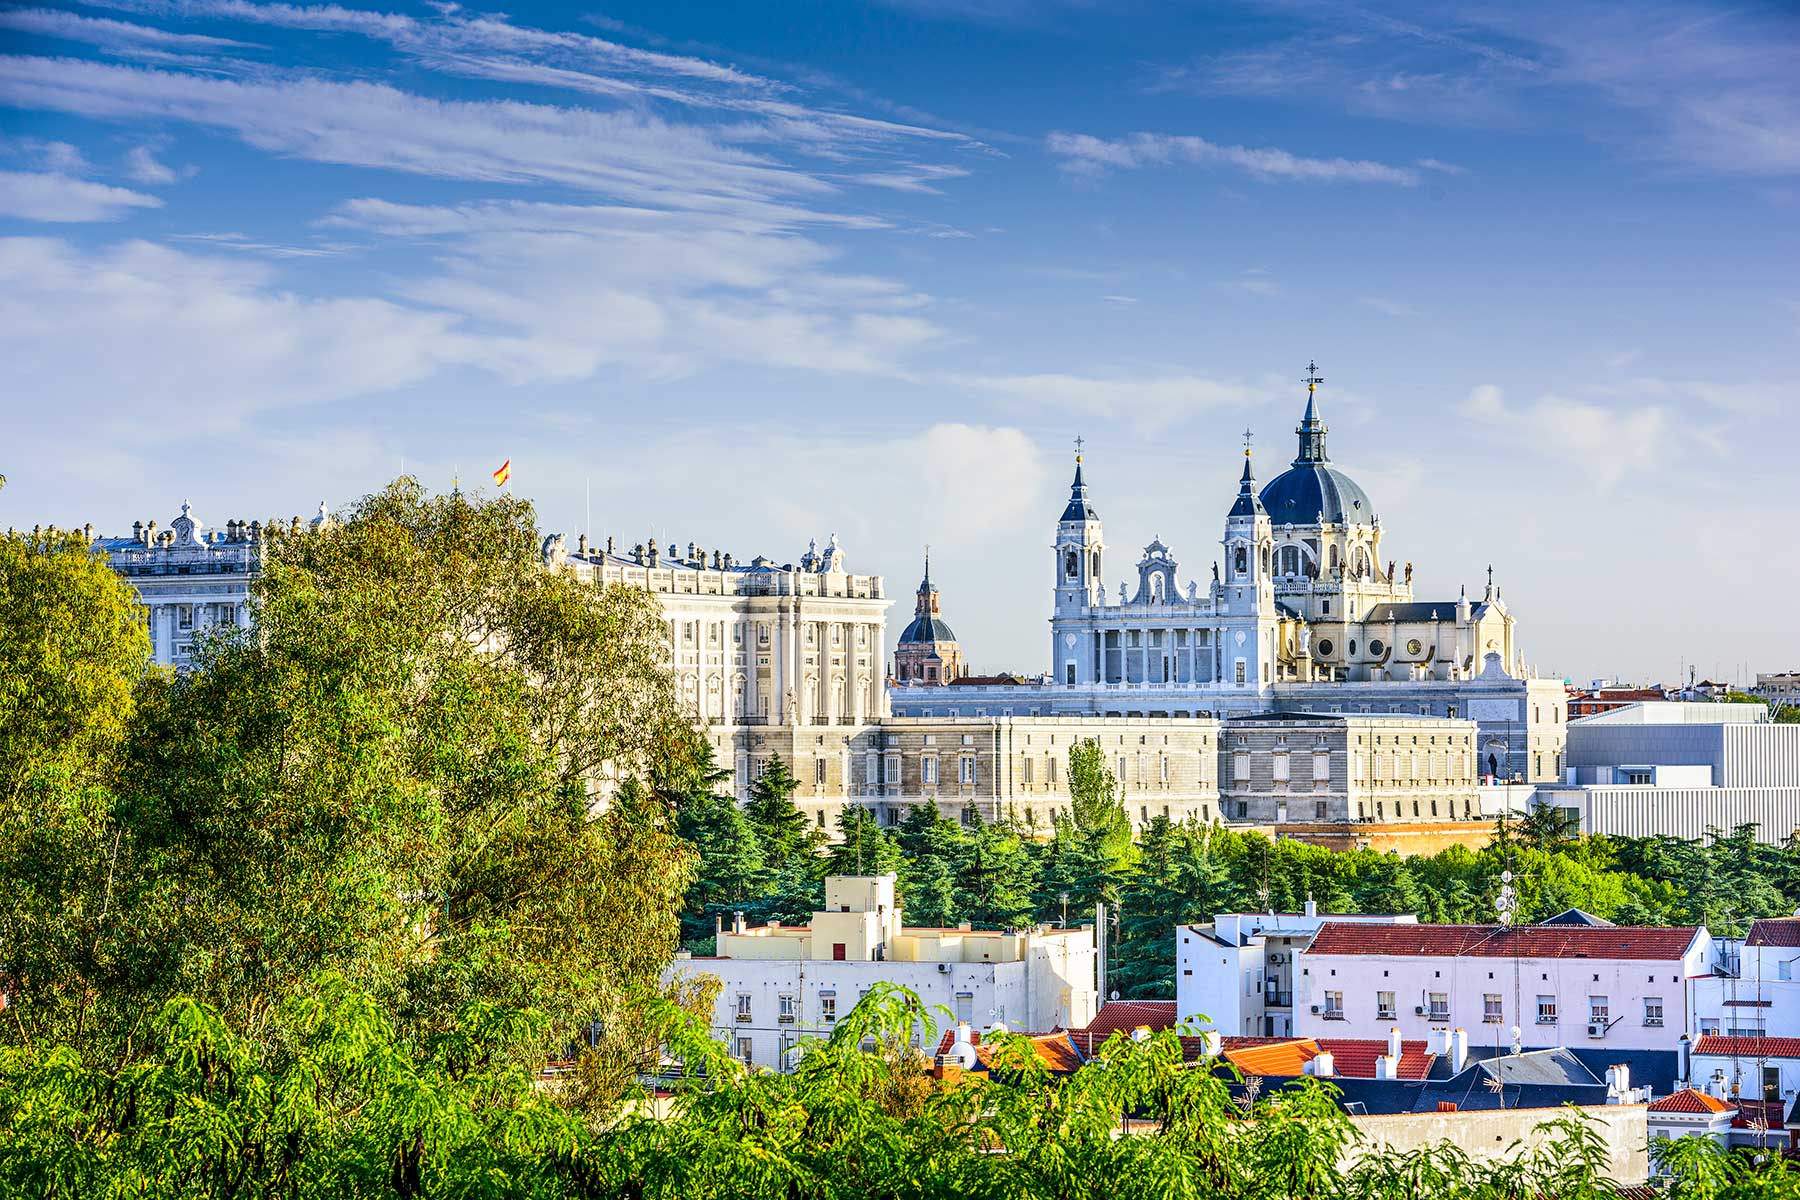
[673,741,1800,999]
[9,976,1794,1199]
[0,482,697,1078]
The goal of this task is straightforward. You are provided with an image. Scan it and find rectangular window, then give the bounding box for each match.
[820,992,837,1023]
[1023,757,1034,784]
[865,751,879,786]
[1313,751,1331,782]
[1233,751,1251,783]
[960,757,976,785]
[1314,801,1327,820]
[1159,756,1170,783]
[1484,994,1503,1024]
[735,994,752,1023]
[883,753,899,784]
[832,943,846,961]
[1235,659,1247,685]
[1428,992,1449,1020]
[1272,752,1291,782]
[1377,992,1396,1021]
[1049,757,1059,784]
[735,1037,753,1063]
[1324,991,1343,1019]
[1644,997,1663,1027]
[922,757,938,786]
[779,994,798,1024]
[814,758,827,786]
[1590,996,1609,1027]
[955,992,974,1023]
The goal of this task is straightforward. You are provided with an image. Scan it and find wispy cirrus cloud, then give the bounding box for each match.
[1045,130,1430,185]
[0,171,163,221]
[0,6,256,57]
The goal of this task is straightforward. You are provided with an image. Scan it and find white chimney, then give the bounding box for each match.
[1376,1054,1398,1081]
[1430,1027,1452,1056]
[1304,897,1318,918]
[1450,1028,1469,1073]
[1387,1026,1403,1061]
[1200,1029,1222,1058]
[1311,1050,1335,1078]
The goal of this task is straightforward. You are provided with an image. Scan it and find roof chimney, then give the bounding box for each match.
[1311,1050,1335,1078]
[1375,1054,1398,1081]
[1304,896,1317,918]
[1387,1026,1403,1062]
[1450,1028,1468,1073]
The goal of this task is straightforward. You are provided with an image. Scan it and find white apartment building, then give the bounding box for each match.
[1293,921,1714,1054]
[667,874,1098,1071]
[1177,904,1418,1037]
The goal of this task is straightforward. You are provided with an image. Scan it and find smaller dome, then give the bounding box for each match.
[898,614,956,645]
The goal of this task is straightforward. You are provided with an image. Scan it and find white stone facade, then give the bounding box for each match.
[667,874,1098,1071]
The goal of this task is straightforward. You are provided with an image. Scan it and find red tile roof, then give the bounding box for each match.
[1305,922,1700,960]
[1077,1001,1178,1040]
[1216,1036,1435,1081]
[1694,1036,1800,1060]
[931,1028,1085,1073]
[1747,919,1800,948]
[1648,1088,1733,1114]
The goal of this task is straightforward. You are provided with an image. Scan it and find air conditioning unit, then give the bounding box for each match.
[1588,1022,1607,1038]
[937,963,952,974]
[1309,1005,1320,1014]
[1414,1005,1427,1016]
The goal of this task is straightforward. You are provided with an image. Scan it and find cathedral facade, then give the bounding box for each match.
[892,380,1569,785]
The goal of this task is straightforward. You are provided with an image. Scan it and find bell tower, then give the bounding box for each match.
[1216,432,1276,690]
[1051,441,1104,685]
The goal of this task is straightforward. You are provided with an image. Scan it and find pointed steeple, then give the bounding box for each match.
[1061,446,1098,522]
[1229,432,1267,518]
[1295,360,1329,465]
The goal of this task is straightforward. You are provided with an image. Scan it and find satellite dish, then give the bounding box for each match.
[1501,870,1513,883]
[1110,990,1120,1001]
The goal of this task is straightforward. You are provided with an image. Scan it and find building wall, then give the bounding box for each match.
[1219,715,1480,825]
[1345,1104,1648,1187]
[1293,936,1712,1052]
[92,504,262,668]
[1548,785,1800,845]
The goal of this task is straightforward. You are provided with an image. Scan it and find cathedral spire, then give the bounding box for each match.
[1061,440,1099,522]
[1229,429,1267,517]
[1295,360,1329,465]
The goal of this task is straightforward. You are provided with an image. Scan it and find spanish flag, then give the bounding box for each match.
[492,459,511,487]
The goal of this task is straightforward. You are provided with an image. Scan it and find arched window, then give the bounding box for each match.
[1091,550,1101,577]
[1234,547,1247,574]
[1329,545,1340,571]
[1065,549,1078,578]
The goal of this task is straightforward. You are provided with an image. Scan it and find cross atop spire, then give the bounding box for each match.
[1243,427,1254,457]
[1302,359,1324,394]
[1074,433,1085,462]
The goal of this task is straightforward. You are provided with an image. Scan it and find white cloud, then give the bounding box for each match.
[1358,295,1418,317]
[954,371,1271,432]
[124,144,180,184]
[0,7,254,55]
[1046,130,1423,185]
[1458,384,1675,488]
[0,171,163,221]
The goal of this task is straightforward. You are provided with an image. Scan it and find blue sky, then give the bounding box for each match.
[1,0,1795,685]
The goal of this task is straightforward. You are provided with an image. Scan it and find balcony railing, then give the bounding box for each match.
[1264,991,1293,1008]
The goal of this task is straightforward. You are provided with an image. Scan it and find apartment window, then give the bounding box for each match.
[1589,996,1609,1030]
[1314,801,1327,820]
[1049,757,1060,784]
[1483,995,1503,1024]
[1531,995,1558,1025]
[1237,801,1249,819]
[1376,992,1396,1021]
[1428,992,1449,1020]
[1323,991,1344,1019]
[778,994,798,1024]
[735,1037,753,1063]
[1023,757,1034,785]
[922,757,938,786]
[814,759,827,787]
[1623,769,1653,785]
[883,753,900,784]
[955,992,974,1023]
[820,991,837,1023]
[1644,997,1664,1027]
[735,994,752,1023]
[959,757,976,785]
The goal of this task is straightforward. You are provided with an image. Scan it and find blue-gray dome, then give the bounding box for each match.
[898,614,956,644]
[1257,385,1374,524]
[1259,463,1373,525]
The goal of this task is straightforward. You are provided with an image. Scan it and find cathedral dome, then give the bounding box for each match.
[898,612,957,645]
[1257,381,1374,525]
[1259,462,1373,525]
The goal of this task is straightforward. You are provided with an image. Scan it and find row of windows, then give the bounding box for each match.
[671,622,876,647]
[1318,991,1663,1028]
